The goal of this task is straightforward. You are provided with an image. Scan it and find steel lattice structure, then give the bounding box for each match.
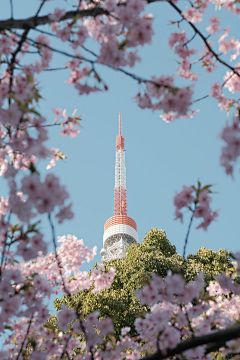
[101,114,138,262]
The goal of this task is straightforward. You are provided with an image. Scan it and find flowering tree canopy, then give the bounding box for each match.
[1,0,240,359]
[55,228,234,340]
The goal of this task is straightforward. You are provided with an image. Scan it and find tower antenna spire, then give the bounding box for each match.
[115,114,126,215]
[119,113,121,136]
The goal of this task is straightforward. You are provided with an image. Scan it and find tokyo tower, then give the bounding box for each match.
[100,114,138,261]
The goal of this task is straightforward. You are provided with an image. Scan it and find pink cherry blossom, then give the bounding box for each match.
[0,35,12,56]
[206,15,220,34]
[52,107,63,117]
[219,116,240,176]
[174,185,195,211]
[49,8,66,22]
[182,7,203,23]
[56,26,72,42]
[55,203,74,223]
[57,306,77,330]
[174,183,219,230]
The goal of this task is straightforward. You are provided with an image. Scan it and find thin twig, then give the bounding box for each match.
[15,313,34,360]
[184,32,196,47]
[185,310,195,337]
[192,94,209,103]
[48,213,69,294]
[35,0,47,17]
[193,72,237,103]
[0,212,11,280]
[183,208,195,258]
[43,66,68,72]
[60,334,72,359]
[9,0,13,19]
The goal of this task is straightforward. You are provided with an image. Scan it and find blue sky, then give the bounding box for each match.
[1,0,240,274]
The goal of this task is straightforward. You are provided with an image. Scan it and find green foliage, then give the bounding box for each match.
[185,247,233,283]
[54,228,233,339]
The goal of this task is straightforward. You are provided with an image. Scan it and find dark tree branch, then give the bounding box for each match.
[142,324,240,360]
[0,7,109,31]
[204,340,228,355]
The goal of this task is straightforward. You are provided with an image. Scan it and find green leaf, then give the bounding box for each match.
[29,162,39,174]
[27,221,40,234]
[227,267,236,272]
[28,337,37,350]
[216,353,225,360]
[4,325,13,331]
[119,40,128,50]
[21,283,33,292]
[29,109,41,117]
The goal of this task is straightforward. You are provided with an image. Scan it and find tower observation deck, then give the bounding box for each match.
[100,114,138,261]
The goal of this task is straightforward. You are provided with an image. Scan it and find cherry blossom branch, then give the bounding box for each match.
[48,213,69,295]
[47,215,92,359]
[142,324,240,360]
[60,334,72,359]
[0,237,8,280]
[22,35,175,90]
[0,7,109,31]
[184,307,195,337]
[192,94,209,103]
[15,61,67,72]
[0,212,11,280]
[15,313,33,360]
[2,0,239,85]
[168,1,240,78]
[183,208,195,258]
[66,352,71,360]
[9,28,29,80]
[184,32,197,47]
[193,72,237,103]
[4,30,173,94]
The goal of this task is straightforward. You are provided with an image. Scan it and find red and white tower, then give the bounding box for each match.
[101,114,138,261]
